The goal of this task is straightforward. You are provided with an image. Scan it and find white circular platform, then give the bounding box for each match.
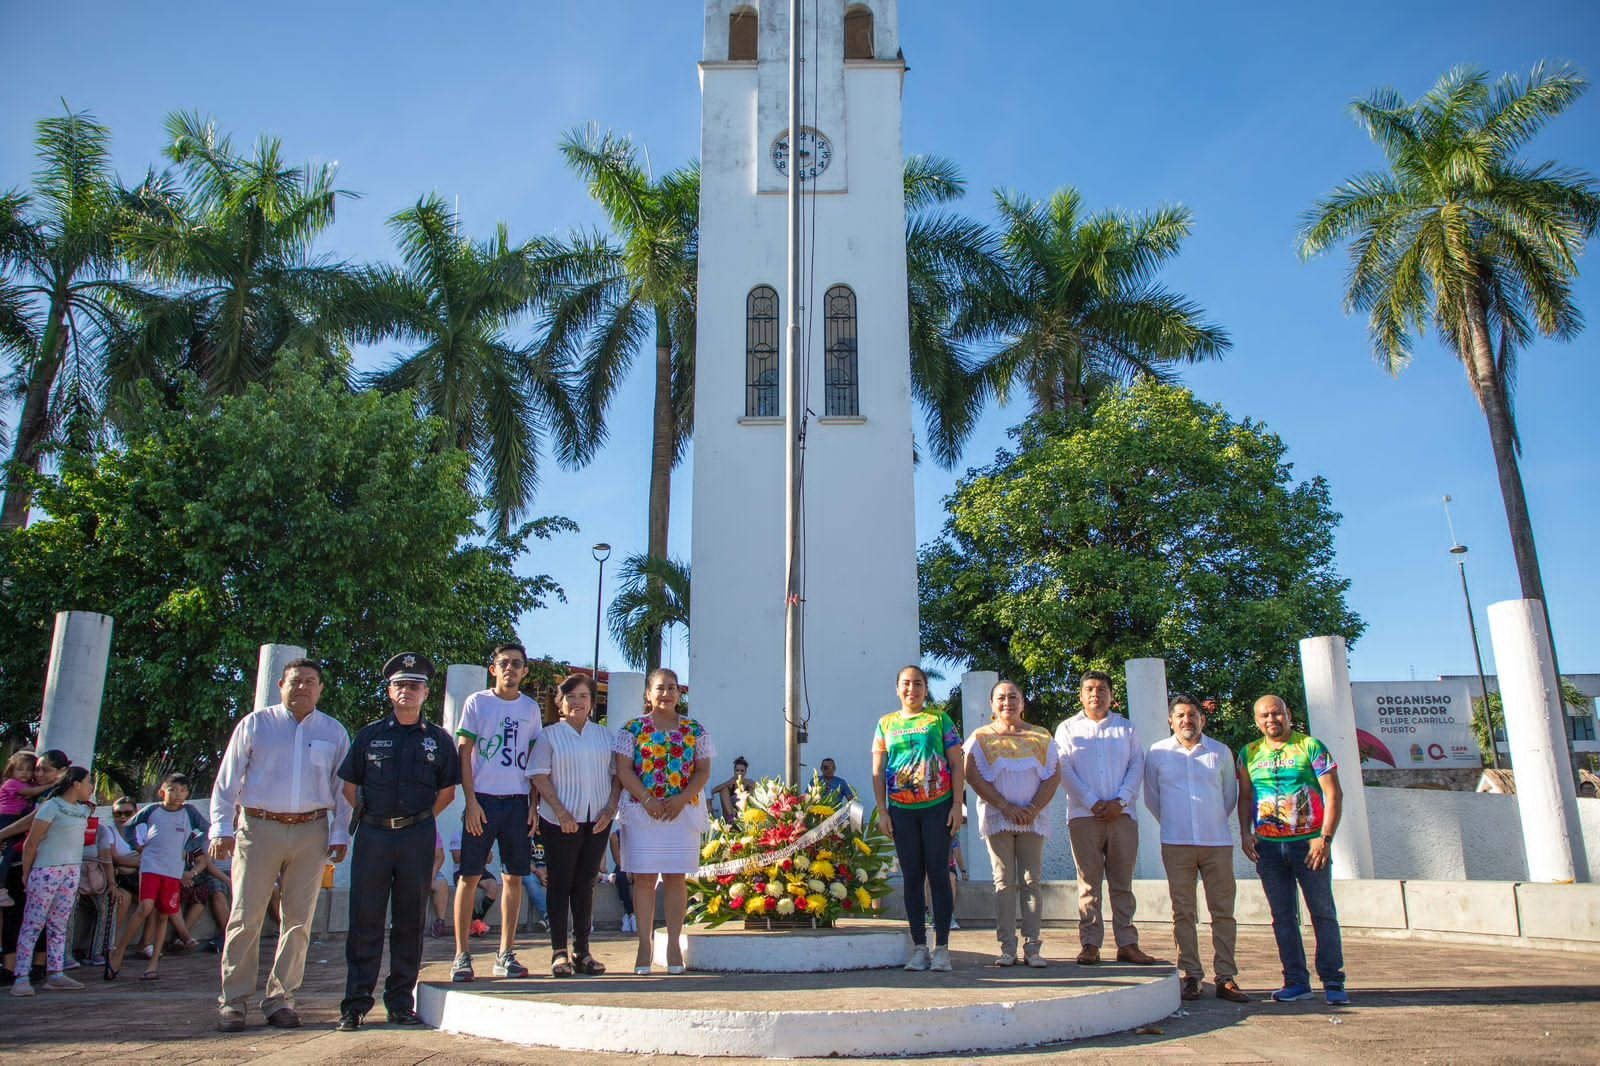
[651,922,911,971]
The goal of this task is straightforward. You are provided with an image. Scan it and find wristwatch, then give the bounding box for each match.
[1321,833,1335,842]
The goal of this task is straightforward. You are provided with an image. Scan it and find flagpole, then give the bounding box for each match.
[783,0,803,786]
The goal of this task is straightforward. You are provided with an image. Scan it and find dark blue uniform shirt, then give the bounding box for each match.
[338,713,460,819]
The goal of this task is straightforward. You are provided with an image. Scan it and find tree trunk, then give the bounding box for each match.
[0,301,68,531]
[1462,301,1547,605]
[645,311,674,672]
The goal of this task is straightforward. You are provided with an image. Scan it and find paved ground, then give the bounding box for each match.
[1,925,1595,1064]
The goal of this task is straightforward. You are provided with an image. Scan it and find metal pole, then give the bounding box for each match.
[1455,552,1500,770]
[592,542,611,679]
[782,0,803,786]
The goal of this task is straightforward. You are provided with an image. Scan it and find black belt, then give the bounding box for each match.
[361,811,434,830]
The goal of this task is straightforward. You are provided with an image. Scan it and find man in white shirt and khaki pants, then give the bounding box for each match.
[1143,694,1250,1003]
[210,658,352,1032]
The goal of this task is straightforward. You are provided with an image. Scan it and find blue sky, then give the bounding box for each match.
[4,1,1598,694]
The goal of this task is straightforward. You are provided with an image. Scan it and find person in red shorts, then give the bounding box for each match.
[108,774,207,980]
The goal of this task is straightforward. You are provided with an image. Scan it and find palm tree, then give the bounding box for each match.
[542,125,698,671]
[0,109,143,530]
[606,553,691,671]
[962,187,1230,416]
[1299,63,1600,612]
[351,194,585,534]
[903,155,1003,466]
[115,111,354,398]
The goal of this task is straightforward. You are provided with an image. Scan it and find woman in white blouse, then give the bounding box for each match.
[962,680,1061,968]
[530,674,621,977]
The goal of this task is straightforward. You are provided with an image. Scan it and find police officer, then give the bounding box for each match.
[335,653,459,1031]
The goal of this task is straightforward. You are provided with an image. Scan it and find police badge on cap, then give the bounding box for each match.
[383,652,435,684]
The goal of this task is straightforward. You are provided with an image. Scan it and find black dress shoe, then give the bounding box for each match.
[335,1011,363,1032]
[386,1008,426,1026]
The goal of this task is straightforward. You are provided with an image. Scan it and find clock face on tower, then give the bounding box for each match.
[771,127,833,180]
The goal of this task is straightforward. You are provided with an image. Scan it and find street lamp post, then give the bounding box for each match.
[1443,496,1500,770]
[591,543,611,681]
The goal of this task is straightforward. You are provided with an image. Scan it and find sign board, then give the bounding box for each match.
[1350,681,1482,769]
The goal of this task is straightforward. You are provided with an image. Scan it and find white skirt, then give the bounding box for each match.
[619,799,706,875]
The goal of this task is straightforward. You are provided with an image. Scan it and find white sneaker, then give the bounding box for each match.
[948,918,961,930]
[10,980,33,997]
[930,946,953,972]
[995,953,1016,967]
[904,945,931,971]
[62,957,81,971]
[1025,952,1048,968]
[44,973,83,990]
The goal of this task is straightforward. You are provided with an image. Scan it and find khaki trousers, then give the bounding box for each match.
[1161,843,1238,981]
[983,830,1045,957]
[1067,815,1139,949]
[219,812,329,1015]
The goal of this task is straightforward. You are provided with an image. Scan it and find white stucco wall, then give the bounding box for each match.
[691,0,918,796]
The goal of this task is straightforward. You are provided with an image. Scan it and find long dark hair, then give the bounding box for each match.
[43,765,89,803]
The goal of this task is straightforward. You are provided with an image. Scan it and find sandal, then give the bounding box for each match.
[140,970,160,981]
[550,954,575,978]
[573,953,606,976]
[102,962,119,982]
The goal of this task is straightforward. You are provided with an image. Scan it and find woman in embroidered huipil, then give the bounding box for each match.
[963,680,1060,967]
[612,667,716,974]
[871,664,965,972]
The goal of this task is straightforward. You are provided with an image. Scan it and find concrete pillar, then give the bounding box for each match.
[442,664,487,736]
[1487,599,1589,883]
[1125,658,1169,880]
[959,670,999,881]
[607,671,646,726]
[253,643,308,712]
[1299,636,1375,879]
[36,611,114,770]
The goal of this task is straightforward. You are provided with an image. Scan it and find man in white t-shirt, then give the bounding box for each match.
[450,642,541,982]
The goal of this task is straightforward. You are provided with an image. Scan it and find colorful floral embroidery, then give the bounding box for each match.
[625,716,704,800]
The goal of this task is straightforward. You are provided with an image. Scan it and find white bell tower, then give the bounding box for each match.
[690,0,918,796]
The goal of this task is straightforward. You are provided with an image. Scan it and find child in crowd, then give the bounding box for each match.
[449,830,499,937]
[606,825,635,933]
[0,752,51,906]
[107,773,207,980]
[10,766,95,996]
[180,837,231,952]
[1,750,70,984]
[521,828,549,934]
[429,828,452,938]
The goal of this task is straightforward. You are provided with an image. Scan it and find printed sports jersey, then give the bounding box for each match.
[872,710,961,809]
[456,689,542,796]
[1239,732,1336,842]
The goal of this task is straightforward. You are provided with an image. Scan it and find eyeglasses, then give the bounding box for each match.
[493,659,526,669]
[113,810,134,818]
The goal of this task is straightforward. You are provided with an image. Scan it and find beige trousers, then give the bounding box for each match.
[1067,815,1140,949]
[218,812,329,1015]
[1161,843,1238,981]
[983,830,1045,957]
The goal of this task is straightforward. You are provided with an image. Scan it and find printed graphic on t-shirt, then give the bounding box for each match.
[1240,733,1336,842]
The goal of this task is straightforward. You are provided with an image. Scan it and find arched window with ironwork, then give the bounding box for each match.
[746,285,780,417]
[823,284,858,416]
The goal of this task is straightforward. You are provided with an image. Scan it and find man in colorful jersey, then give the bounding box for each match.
[1237,694,1348,1005]
[450,642,541,983]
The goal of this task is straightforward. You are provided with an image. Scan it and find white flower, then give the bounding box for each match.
[828,881,848,899]
[729,882,748,900]
[765,881,783,897]
[791,854,811,871]
[776,897,796,915]
[807,878,826,894]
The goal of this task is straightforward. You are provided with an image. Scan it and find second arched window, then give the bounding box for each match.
[824,285,858,416]
[746,285,780,417]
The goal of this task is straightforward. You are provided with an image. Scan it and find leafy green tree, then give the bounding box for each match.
[1471,679,1592,765]
[541,125,699,671]
[351,194,586,535]
[0,108,171,530]
[606,553,691,671]
[114,111,355,398]
[961,187,1230,416]
[918,381,1362,748]
[1299,63,1600,614]
[0,359,572,795]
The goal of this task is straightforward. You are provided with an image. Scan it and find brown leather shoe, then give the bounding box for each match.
[1216,979,1251,1003]
[1075,945,1100,965]
[265,1007,302,1029]
[216,1009,246,1033]
[1180,976,1203,1000]
[1115,944,1158,965]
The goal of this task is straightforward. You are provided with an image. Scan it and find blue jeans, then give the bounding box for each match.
[521,872,548,924]
[1255,838,1344,988]
[889,798,954,947]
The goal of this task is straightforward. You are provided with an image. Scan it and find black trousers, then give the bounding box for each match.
[342,818,433,1015]
[539,817,611,956]
[890,797,955,947]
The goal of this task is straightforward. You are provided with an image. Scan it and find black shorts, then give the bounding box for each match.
[456,794,532,877]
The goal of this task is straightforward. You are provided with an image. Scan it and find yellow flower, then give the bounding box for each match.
[745,897,767,915]
[807,805,836,817]
[740,808,768,825]
[701,840,720,860]
[814,849,834,862]
[769,864,783,880]
[810,860,835,878]
[807,878,825,894]
[707,896,722,915]
[776,897,796,916]
[855,886,873,909]
[787,882,807,896]
[853,838,872,856]
[829,881,847,900]
[806,895,828,914]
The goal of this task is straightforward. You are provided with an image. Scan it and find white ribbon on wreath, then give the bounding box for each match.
[693,800,864,879]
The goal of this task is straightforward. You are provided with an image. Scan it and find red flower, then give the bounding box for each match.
[717,874,735,885]
[764,896,777,912]
[781,858,793,871]
[842,899,854,910]
[730,896,746,909]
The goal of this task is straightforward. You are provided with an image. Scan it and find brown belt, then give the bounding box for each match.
[243,807,328,825]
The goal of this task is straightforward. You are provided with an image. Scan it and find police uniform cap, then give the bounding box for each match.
[383,652,435,684]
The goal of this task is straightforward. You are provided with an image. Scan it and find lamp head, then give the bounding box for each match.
[592,542,612,563]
